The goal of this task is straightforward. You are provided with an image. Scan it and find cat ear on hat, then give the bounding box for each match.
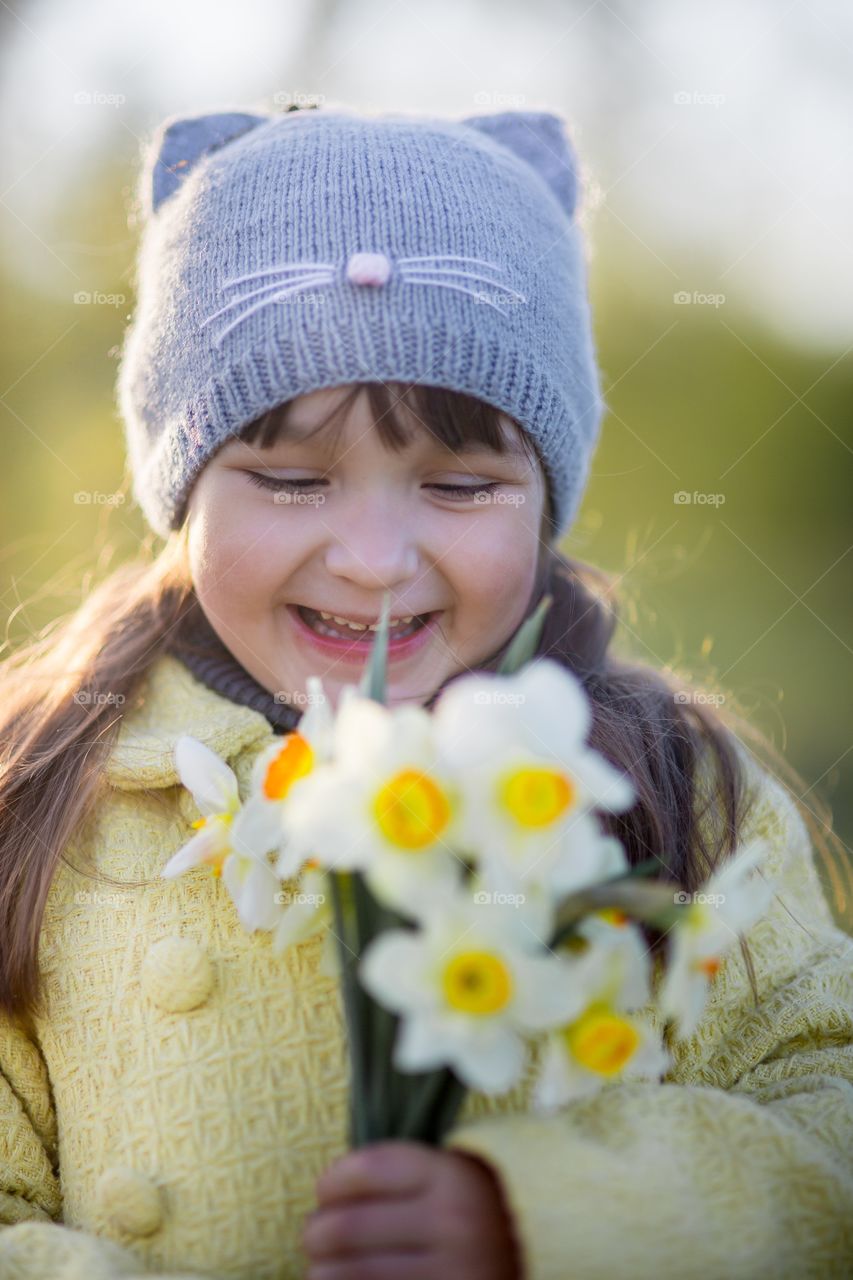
[141,109,269,217]
[460,110,581,221]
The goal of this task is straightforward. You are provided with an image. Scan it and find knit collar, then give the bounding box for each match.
[165,605,305,734]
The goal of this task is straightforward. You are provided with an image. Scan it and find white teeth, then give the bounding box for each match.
[317,609,416,631]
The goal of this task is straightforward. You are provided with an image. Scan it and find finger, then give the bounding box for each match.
[307,1251,432,1280]
[303,1199,433,1260]
[315,1141,435,1205]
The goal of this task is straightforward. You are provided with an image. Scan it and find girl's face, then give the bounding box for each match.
[185,384,547,710]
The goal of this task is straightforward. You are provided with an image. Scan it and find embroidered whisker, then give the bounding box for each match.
[221,263,337,289]
[209,277,334,345]
[396,275,513,316]
[398,254,504,271]
[200,274,334,331]
[397,266,526,303]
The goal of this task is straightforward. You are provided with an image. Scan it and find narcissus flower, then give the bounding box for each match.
[161,735,280,931]
[359,892,591,1092]
[431,660,636,899]
[236,675,336,860]
[277,694,466,916]
[270,864,330,953]
[162,735,245,879]
[659,837,775,1037]
[533,911,671,1109]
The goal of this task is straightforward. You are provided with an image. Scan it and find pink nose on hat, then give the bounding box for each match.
[345,252,392,287]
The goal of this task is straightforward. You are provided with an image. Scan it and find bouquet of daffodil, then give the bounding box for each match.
[162,592,775,1147]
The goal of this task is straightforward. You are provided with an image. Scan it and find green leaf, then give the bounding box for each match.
[358,590,392,705]
[497,593,554,675]
[548,873,687,948]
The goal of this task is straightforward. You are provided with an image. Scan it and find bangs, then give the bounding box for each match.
[236,381,552,530]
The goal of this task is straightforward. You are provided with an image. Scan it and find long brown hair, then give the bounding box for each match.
[1,382,848,1025]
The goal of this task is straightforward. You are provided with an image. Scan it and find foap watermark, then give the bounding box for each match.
[673,491,725,507]
[472,690,526,706]
[473,890,527,907]
[673,691,726,706]
[74,490,126,505]
[473,90,527,108]
[74,889,130,907]
[274,890,326,906]
[673,90,726,108]
[273,689,326,707]
[273,90,325,109]
[272,490,326,505]
[473,491,525,506]
[73,690,126,707]
[674,890,726,907]
[673,290,726,308]
[268,291,327,307]
[472,290,526,310]
[73,290,126,307]
[73,90,126,107]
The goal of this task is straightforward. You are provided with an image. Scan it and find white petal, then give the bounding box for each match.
[512,659,592,755]
[161,827,222,877]
[365,852,463,921]
[394,1013,452,1073]
[175,735,240,816]
[624,1028,673,1081]
[358,930,430,1012]
[533,1035,605,1108]
[511,952,592,1030]
[445,1017,527,1093]
[333,697,395,772]
[549,822,629,897]
[222,854,281,932]
[231,796,285,859]
[569,749,637,814]
[281,774,373,872]
[270,896,326,952]
[299,677,335,754]
[531,1035,574,1113]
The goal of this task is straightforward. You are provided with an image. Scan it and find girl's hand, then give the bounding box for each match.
[302,1139,524,1279]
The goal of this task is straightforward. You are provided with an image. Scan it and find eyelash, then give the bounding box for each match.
[245,474,503,501]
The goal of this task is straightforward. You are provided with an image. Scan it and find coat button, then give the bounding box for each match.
[141,935,214,1012]
[96,1166,163,1236]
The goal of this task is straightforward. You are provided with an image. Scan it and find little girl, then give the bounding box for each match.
[0,104,851,1280]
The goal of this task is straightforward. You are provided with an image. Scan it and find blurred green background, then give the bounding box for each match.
[1,0,851,926]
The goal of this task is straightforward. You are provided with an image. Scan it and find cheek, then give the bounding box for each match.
[187,481,300,611]
[447,515,540,620]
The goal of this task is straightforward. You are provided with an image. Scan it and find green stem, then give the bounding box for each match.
[329,872,371,1147]
[430,1072,470,1146]
[395,1066,453,1142]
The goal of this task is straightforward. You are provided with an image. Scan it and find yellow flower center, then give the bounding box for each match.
[596,908,629,927]
[498,765,576,829]
[441,950,513,1015]
[372,769,451,850]
[189,813,231,878]
[263,732,314,801]
[562,1002,640,1076]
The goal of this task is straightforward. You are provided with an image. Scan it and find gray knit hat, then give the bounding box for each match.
[117,104,605,540]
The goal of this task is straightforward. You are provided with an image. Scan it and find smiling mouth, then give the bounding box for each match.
[294,604,434,642]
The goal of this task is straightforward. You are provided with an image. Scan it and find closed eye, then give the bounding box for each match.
[245,473,503,502]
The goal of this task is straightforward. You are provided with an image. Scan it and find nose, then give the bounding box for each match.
[323,508,419,589]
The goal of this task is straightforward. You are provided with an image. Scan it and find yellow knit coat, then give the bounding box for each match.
[0,654,851,1279]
